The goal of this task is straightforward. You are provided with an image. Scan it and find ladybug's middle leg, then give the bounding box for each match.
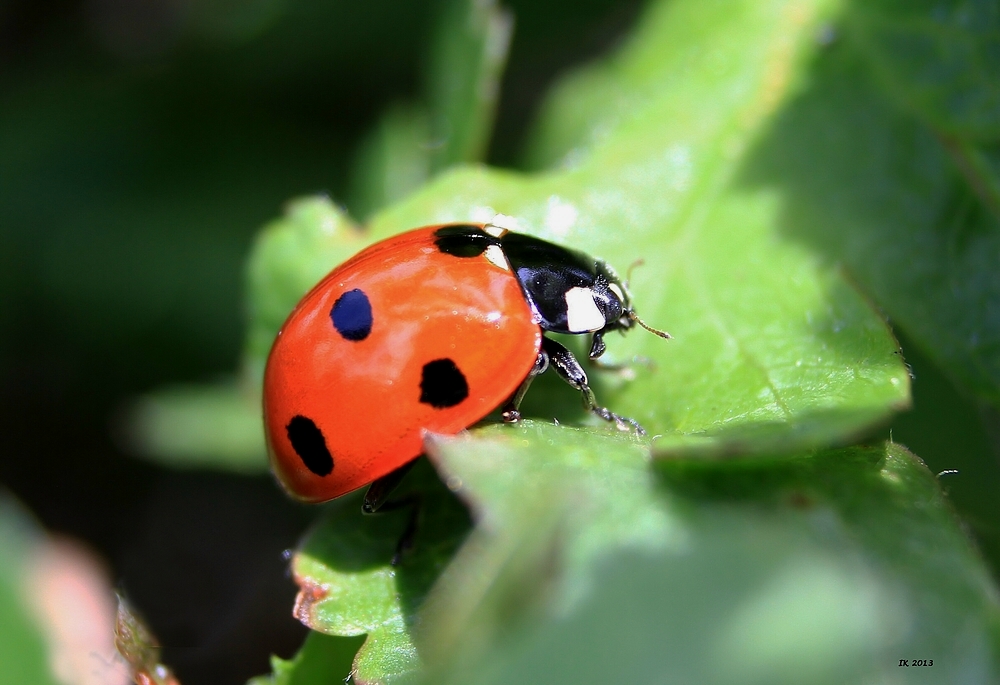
[501,348,549,423]
[541,336,646,435]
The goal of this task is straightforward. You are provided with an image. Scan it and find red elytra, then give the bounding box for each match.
[263,222,669,505]
[263,225,541,503]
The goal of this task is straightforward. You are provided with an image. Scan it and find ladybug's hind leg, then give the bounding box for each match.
[363,460,417,513]
[542,336,646,436]
[363,461,420,565]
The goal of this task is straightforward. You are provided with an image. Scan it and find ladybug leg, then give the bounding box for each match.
[501,349,549,423]
[363,460,417,513]
[588,332,607,360]
[363,461,420,565]
[542,337,647,435]
[390,500,420,566]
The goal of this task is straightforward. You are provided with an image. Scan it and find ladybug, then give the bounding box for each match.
[263,222,669,508]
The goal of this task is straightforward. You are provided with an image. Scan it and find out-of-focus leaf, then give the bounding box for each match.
[939,139,1000,218]
[185,0,287,44]
[348,106,431,222]
[345,0,511,225]
[127,382,267,472]
[417,422,668,677]
[420,437,1000,684]
[741,44,1000,411]
[426,0,513,171]
[288,461,470,685]
[0,497,58,685]
[888,336,1000,579]
[847,0,1000,140]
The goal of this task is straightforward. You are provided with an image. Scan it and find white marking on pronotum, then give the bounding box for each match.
[565,287,606,332]
[484,244,509,271]
[483,223,508,238]
[608,282,625,302]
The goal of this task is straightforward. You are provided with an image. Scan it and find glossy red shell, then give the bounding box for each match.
[263,225,542,502]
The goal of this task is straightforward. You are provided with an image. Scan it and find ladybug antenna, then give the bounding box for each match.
[620,259,669,339]
[624,259,645,290]
[627,310,671,339]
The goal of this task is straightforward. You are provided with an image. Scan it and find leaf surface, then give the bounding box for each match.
[365,0,909,449]
[421,434,1000,684]
[848,0,1000,139]
[248,0,1000,682]
[742,41,1000,410]
[289,461,471,685]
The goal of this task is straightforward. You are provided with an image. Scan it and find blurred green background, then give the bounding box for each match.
[2,0,999,684]
[0,1,642,683]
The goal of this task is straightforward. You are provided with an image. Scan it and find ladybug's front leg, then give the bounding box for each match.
[541,337,646,435]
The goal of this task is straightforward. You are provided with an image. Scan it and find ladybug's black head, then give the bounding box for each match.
[590,260,630,327]
[587,259,670,359]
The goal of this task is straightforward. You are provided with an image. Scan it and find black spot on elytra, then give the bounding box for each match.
[286,415,334,476]
[331,289,373,341]
[419,358,469,408]
[433,225,497,258]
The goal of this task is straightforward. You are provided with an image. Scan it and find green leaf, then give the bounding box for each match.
[367,0,909,450]
[258,4,919,680]
[888,337,1000,593]
[947,139,1000,217]
[113,596,179,685]
[347,106,431,222]
[741,41,1000,410]
[0,498,58,685]
[196,0,912,475]
[425,0,513,171]
[416,422,669,676]
[419,435,1000,684]
[289,461,471,685]
[126,381,267,472]
[346,0,512,223]
[847,0,1000,140]
[247,631,364,685]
